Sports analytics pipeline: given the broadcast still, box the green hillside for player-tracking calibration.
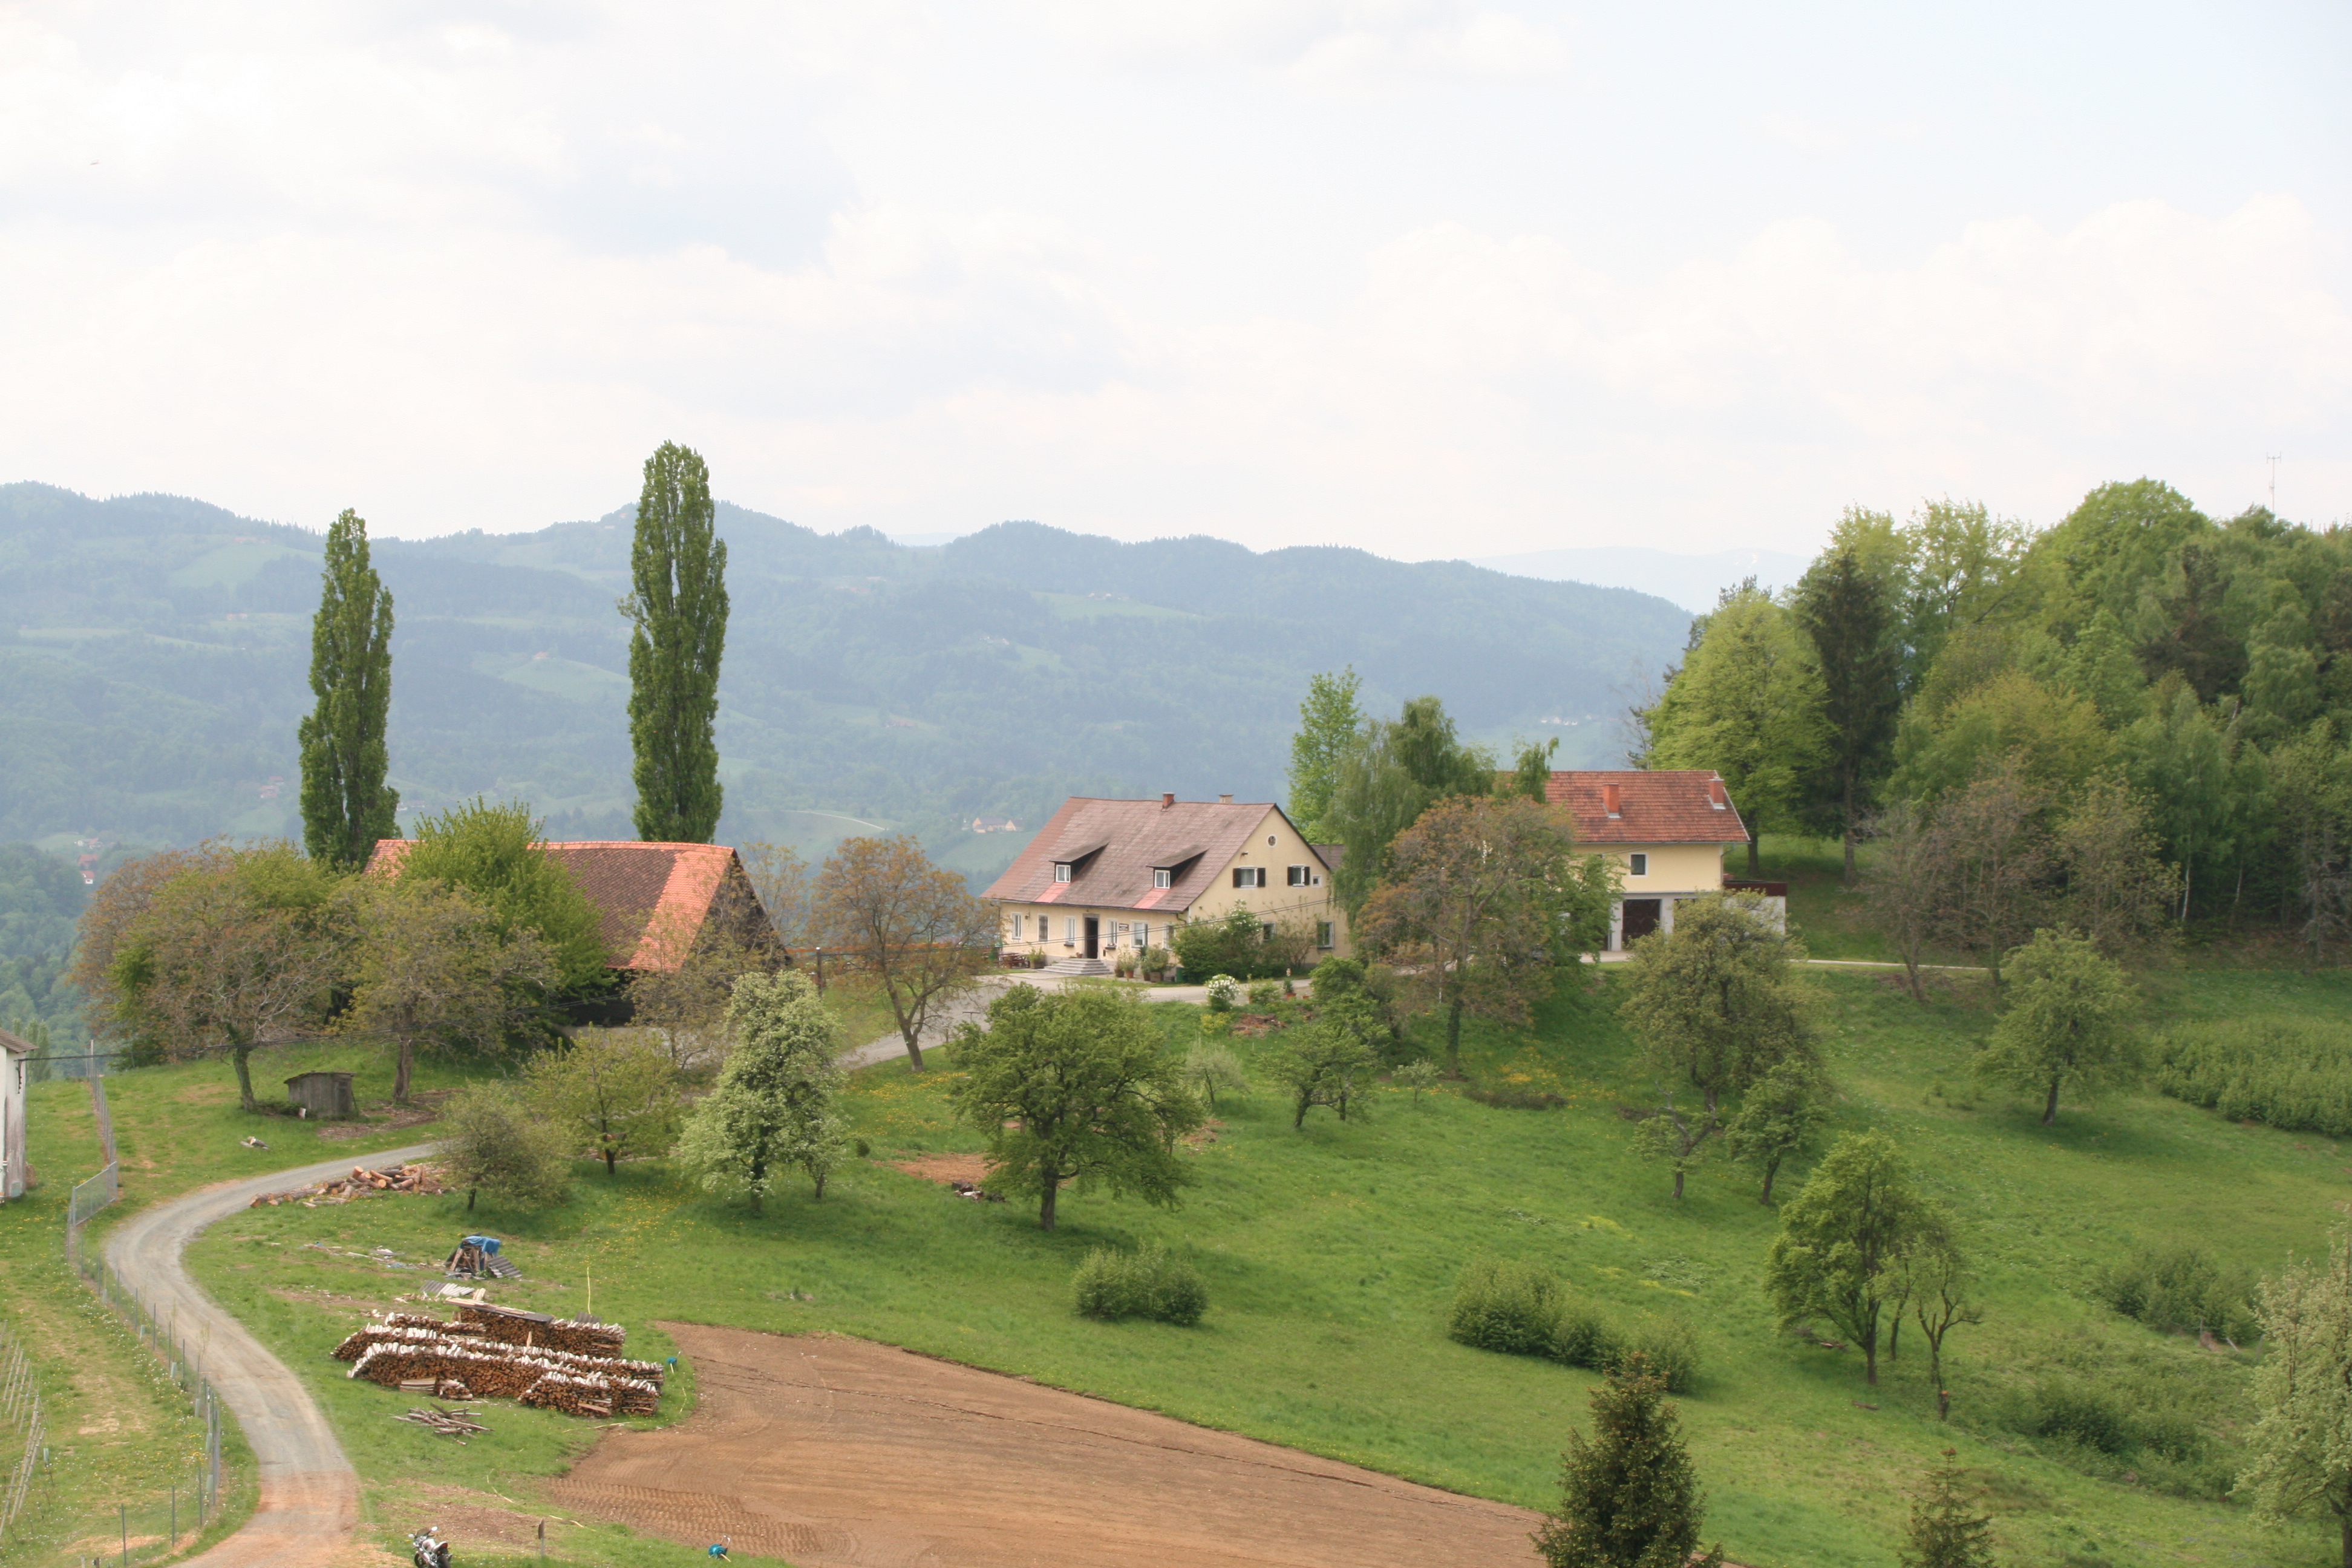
[0,483,1687,880]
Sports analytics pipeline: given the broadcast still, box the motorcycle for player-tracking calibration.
[410,1526,452,1568]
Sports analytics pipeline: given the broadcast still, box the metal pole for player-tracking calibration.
[120,1501,127,1565]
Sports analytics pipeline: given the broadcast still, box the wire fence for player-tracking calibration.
[63,1169,115,1237]
[22,1047,117,1087]
[0,1324,45,1546]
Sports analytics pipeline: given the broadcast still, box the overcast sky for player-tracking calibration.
[4,1,2346,557]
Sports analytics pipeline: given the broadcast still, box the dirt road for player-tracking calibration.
[552,1322,1544,1567]
[103,1142,437,1568]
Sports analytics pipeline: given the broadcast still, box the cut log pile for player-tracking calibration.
[395,1406,489,1437]
[453,1302,626,1357]
[249,1163,448,1207]
[335,1310,662,1420]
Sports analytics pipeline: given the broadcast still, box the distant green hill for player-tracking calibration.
[0,482,1690,882]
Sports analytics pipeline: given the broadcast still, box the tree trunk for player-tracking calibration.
[1293,1096,1309,1130]
[1927,1341,1947,1420]
[466,1188,477,1212]
[1671,1166,1685,1200]
[1039,1172,1060,1231]
[602,1145,617,1176]
[1887,1314,1902,1358]
[1747,831,1761,878]
[812,1167,827,1201]
[901,1033,927,1072]
[748,1155,766,1216]
[394,1037,413,1103]
[1444,997,1464,1077]
[232,1045,256,1112]
[1759,1156,1780,1205]
[1861,1330,1878,1386]
[1841,774,1858,886]
[2043,1077,2060,1125]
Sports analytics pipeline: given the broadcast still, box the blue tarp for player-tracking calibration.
[462,1235,501,1254]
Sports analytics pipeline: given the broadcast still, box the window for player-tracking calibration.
[1316,921,1334,949]
[1134,923,1149,949]
[1053,863,1072,883]
[1152,867,1171,889]
[1261,922,1275,942]
[1232,866,1266,889]
[1629,852,1648,877]
[1063,916,1076,942]
[1010,913,1025,939]
[1287,864,1312,886]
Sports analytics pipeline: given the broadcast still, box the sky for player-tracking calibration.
[2,1,2347,558]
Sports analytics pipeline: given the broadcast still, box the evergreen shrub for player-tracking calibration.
[1071,1243,1209,1326]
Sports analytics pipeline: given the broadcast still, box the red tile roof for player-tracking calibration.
[367,839,757,971]
[1544,770,1748,846]
[982,798,1317,914]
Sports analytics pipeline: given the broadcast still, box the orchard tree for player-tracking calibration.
[440,1084,574,1211]
[296,508,399,870]
[1632,1096,1719,1201]
[1356,794,1610,1075]
[1795,546,1902,883]
[109,844,352,1111]
[398,800,611,993]
[1618,893,1816,1118]
[1860,801,1945,1003]
[676,971,848,1211]
[526,1031,684,1175]
[1532,1355,1726,1568]
[1930,757,2053,985]
[1896,1212,1982,1421]
[1269,1021,1376,1128]
[1641,584,1830,877]
[2241,1217,2352,1568]
[344,875,556,1101]
[1722,1056,1832,1204]
[1763,1131,1925,1385]
[1974,929,2138,1125]
[72,843,235,1056]
[814,834,995,1070]
[626,440,729,844]
[2056,776,2183,963]
[949,984,1200,1231]
[1286,666,1365,842]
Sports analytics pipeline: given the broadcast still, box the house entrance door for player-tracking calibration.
[1083,916,1099,959]
[1620,899,1662,945]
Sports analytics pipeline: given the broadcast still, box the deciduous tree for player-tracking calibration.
[1763,1131,1925,1385]
[526,1030,684,1175]
[297,508,399,871]
[948,984,1200,1230]
[1327,695,1493,911]
[1286,667,1364,842]
[1930,756,2051,985]
[2055,776,2182,963]
[397,800,610,994]
[1618,893,1815,1118]
[1268,1021,1376,1128]
[1975,928,2138,1125]
[1722,1056,1831,1204]
[109,844,352,1110]
[2241,1216,2352,1568]
[440,1084,573,1211]
[1861,802,1947,1004]
[814,834,994,1071]
[72,842,234,1057]
[1632,1096,1719,1201]
[626,441,728,844]
[344,876,555,1101]
[1532,1355,1726,1568]
[1896,1213,1982,1422]
[1356,794,1608,1076]
[675,971,847,1212]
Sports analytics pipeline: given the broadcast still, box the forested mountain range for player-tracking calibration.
[0,482,1690,888]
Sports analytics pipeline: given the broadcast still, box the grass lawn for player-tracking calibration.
[90,962,2342,1568]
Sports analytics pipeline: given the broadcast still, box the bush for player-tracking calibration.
[2092,1245,2258,1342]
[2155,1016,2352,1136]
[1071,1243,1209,1326]
[1204,974,1240,1011]
[1465,1085,1566,1109]
[1449,1258,1698,1392]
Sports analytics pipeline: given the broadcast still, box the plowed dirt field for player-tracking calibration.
[549,1322,1544,1567]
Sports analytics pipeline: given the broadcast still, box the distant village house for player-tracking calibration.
[1543,769,1781,948]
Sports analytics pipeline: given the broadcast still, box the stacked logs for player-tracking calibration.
[452,1303,626,1357]
[249,1163,447,1207]
[334,1312,662,1420]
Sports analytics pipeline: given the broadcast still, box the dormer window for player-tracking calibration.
[1153,868,1171,889]
[1053,863,1073,883]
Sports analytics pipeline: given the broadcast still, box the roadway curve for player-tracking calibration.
[103,1142,436,1568]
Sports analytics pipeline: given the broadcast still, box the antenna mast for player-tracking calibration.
[2268,453,2283,515]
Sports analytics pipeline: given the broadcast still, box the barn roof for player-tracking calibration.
[367,839,754,971]
[1543,770,1749,846]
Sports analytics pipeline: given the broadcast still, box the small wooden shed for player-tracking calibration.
[284,1071,356,1120]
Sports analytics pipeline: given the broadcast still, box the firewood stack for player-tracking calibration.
[249,1163,449,1207]
[335,1310,664,1420]
[454,1302,626,1357]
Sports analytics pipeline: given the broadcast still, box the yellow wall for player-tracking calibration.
[1607,842,1730,893]
[993,807,1350,964]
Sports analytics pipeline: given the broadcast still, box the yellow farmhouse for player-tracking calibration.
[985,793,1348,975]
[1543,769,1771,949]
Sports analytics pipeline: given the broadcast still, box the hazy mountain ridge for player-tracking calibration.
[0,483,1692,881]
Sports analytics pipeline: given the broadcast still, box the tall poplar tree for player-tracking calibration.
[298,508,399,869]
[626,442,730,843]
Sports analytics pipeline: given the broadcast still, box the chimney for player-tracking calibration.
[1161,791,1175,809]
[1218,793,1233,805]
[1708,779,1728,809]
[1602,783,1621,818]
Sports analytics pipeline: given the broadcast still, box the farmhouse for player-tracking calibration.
[365,840,775,973]
[987,794,1348,973]
[0,1027,30,1202]
[1544,769,1777,949]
